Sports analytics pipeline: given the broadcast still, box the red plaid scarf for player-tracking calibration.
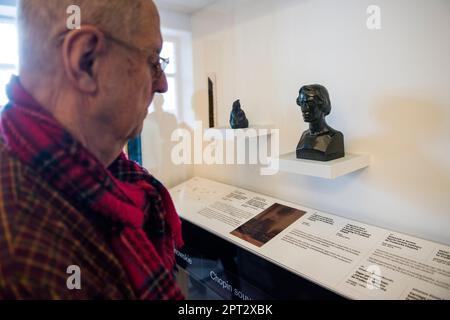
[0,76,184,300]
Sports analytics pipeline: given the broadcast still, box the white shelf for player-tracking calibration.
[271,152,370,179]
[204,125,275,140]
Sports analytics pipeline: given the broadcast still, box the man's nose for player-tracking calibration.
[153,72,168,94]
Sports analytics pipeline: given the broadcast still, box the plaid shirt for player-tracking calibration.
[0,138,138,299]
[0,76,183,300]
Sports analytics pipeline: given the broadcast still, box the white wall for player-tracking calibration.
[159,8,192,32]
[191,0,450,245]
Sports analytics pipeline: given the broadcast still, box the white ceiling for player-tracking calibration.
[154,0,217,14]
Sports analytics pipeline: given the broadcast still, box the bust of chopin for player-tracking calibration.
[296,85,345,161]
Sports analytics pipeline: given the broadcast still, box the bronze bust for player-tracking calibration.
[296,85,345,161]
[230,99,249,129]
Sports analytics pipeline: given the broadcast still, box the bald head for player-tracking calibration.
[14,0,167,166]
[17,0,159,74]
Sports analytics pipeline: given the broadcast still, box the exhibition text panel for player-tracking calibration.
[170,178,450,300]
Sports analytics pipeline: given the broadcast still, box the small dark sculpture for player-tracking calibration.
[230,100,249,129]
[296,85,345,161]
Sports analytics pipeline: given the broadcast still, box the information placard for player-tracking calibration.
[170,177,450,300]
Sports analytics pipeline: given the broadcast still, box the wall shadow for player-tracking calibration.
[143,94,194,188]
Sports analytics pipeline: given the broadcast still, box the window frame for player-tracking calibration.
[0,4,16,19]
[153,35,183,118]
[0,14,17,68]
[0,8,18,106]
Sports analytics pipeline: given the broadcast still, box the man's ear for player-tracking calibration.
[61,26,105,94]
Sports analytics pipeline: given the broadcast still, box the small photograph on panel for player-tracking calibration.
[231,203,306,247]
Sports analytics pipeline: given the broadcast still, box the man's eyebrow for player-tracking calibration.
[143,47,160,59]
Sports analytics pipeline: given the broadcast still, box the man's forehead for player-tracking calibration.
[142,29,163,53]
[137,1,162,51]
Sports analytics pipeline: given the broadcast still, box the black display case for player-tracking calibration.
[175,219,344,300]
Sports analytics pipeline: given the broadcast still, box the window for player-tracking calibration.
[152,39,179,116]
[0,17,18,106]
[0,9,182,116]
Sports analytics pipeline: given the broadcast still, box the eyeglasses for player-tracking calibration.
[159,56,170,73]
[103,32,170,80]
[55,29,170,80]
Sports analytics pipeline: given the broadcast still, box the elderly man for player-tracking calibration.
[0,0,184,300]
